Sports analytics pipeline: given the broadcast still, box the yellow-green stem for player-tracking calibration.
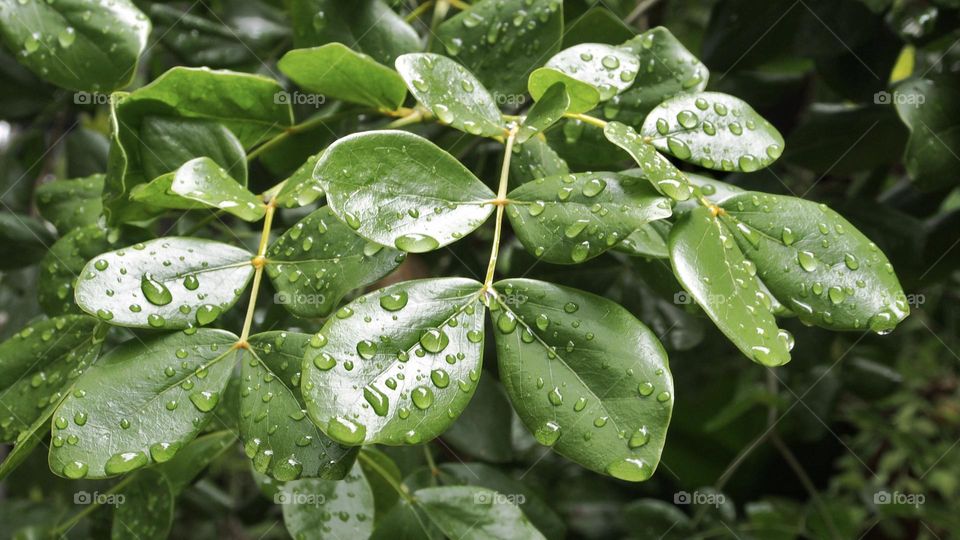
[240,204,276,342]
[483,126,518,287]
[563,112,608,129]
[405,0,435,22]
[359,451,416,504]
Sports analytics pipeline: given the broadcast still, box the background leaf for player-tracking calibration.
[35,175,104,232]
[281,462,375,539]
[111,469,174,540]
[415,485,547,539]
[517,84,570,144]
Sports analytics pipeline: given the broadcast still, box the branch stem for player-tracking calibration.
[483,126,518,287]
[239,203,276,343]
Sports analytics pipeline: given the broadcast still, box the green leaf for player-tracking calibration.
[720,192,909,333]
[491,278,673,481]
[528,68,601,115]
[274,154,325,209]
[613,222,670,259]
[48,329,241,479]
[242,332,358,481]
[0,213,55,270]
[281,462,374,538]
[668,207,791,366]
[641,92,784,172]
[415,485,547,539]
[563,6,635,47]
[510,137,570,187]
[112,469,174,540]
[440,376,514,463]
[544,43,640,100]
[505,171,672,264]
[38,226,125,316]
[372,500,443,540]
[138,116,249,185]
[894,76,960,189]
[517,84,570,144]
[288,0,420,65]
[154,430,236,493]
[433,0,564,96]
[0,315,102,441]
[0,396,63,481]
[357,448,402,524]
[278,43,408,110]
[0,0,150,91]
[316,130,496,252]
[301,278,485,445]
[265,206,403,318]
[395,53,505,138]
[170,158,264,221]
[75,237,254,329]
[602,121,692,201]
[35,174,104,231]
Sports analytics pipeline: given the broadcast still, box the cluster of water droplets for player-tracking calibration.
[604,121,692,201]
[546,43,640,101]
[441,0,561,68]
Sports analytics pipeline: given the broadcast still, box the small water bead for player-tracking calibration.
[571,241,590,263]
[535,421,562,446]
[363,385,389,417]
[844,253,860,270]
[606,458,653,482]
[497,311,518,334]
[656,391,671,403]
[411,386,434,409]
[196,304,221,326]
[628,426,650,448]
[638,382,654,396]
[379,291,408,311]
[356,340,377,359]
[62,460,89,479]
[104,451,148,475]
[419,328,449,353]
[94,259,109,271]
[564,220,589,239]
[676,110,698,129]
[548,387,563,406]
[189,390,219,412]
[563,302,579,313]
[394,233,439,253]
[149,442,181,463]
[431,369,450,388]
[327,416,365,444]
[797,251,818,272]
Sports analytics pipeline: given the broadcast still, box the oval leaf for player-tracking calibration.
[75,237,254,329]
[416,485,547,540]
[669,207,792,366]
[517,83,570,144]
[301,278,485,446]
[603,121,692,201]
[395,53,504,137]
[278,43,408,110]
[48,329,241,479]
[492,278,673,482]
[281,463,374,539]
[505,171,672,264]
[641,92,784,172]
[544,43,640,100]
[266,206,403,318]
[170,157,265,221]
[720,192,909,333]
[0,0,150,91]
[315,130,496,252]
[242,332,358,481]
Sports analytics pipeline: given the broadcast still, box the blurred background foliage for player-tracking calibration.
[1,0,959,538]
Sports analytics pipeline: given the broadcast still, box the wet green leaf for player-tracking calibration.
[509,137,570,187]
[35,175,104,232]
[38,226,124,316]
[528,67,601,115]
[544,43,640,101]
[416,485,547,539]
[517,84,570,144]
[433,0,564,96]
[274,154,324,208]
[668,207,791,366]
[603,121,692,201]
[48,329,241,479]
[301,278,485,445]
[265,206,403,318]
[0,0,150,91]
[112,469,174,540]
[505,171,672,264]
[281,462,374,538]
[492,279,673,482]
[613,221,670,259]
[173,158,264,220]
[641,92,784,172]
[396,53,505,137]
[74,237,254,329]
[894,75,960,189]
[278,43,408,110]
[720,192,909,333]
[242,332,358,481]
[315,130,496,252]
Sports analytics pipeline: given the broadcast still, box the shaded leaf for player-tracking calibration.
[38,225,124,316]
[0,213,55,270]
[301,278,485,445]
[35,174,104,231]
[281,462,374,539]
[894,76,960,189]
[75,237,254,329]
[492,279,673,481]
[315,130,496,252]
[441,375,514,463]
[154,430,236,493]
[509,137,569,187]
[416,485,547,539]
[265,206,403,318]
[111,469,174,540]
[274,154,324,208]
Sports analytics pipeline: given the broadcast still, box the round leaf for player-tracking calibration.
[603,121,692,201]
[75,237,254,329]
[720,192,909,333]
[505,171,672,264]
[669,207,792,366]
[301,278,485,446]
[641,92,785,172]
[48,329,241,479]
[395,53,504,137]
[315,130,496,252]
[544,43,640,100]
[492,279,674,482]
[242,332,358,481]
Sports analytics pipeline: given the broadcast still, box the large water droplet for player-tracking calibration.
[140,273,172,306]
